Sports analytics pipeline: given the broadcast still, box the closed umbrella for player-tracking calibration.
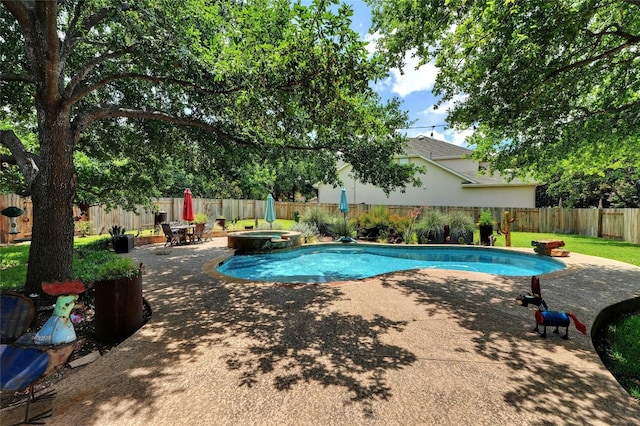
[338,188,354,243]
[339,187,349,217]
[182,188,194,223]
[265,194,276,229]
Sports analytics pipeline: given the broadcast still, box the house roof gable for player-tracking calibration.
[405,135,473,160]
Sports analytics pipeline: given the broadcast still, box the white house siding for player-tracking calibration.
[317,156,537,208]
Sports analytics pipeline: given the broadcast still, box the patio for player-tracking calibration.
[5,238,639,425]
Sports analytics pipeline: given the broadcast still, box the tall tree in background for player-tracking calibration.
[1,0,420,296]
[368,0,640,203]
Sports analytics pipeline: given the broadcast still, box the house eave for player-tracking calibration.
[461,183,538,188]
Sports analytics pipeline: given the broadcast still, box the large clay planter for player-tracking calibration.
[94,273,143,344]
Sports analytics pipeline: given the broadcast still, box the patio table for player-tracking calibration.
[171,224,196,244]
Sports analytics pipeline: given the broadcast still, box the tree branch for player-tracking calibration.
[0,73,35,83]
[64,46,139,100]
[587,23,638,42]
[543,38,640,84]
[0,129,41,189]
[67,72,244,107]
[72,105,257,147]
[61,1,125,64]
[1,0,32,29]
[71,106,331,152]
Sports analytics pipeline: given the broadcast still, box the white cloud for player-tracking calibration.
[420,94,468,116]
[389,52,438,97]
[448,128,474,147]
[363,31,380,57]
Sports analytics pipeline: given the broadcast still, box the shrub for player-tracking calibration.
[330,217,356,239]
[387,214,410,243]
[257,220,284,230]
[354,205,390,241]
[194,213,208,224]
[445,210,475,244]
[300,206,333,236]
[74,250,140,285]
[289,221,319,243]
[478,209,494,226]
[75,220,95,237]
[415,209,446,243]
[74,237,111,258]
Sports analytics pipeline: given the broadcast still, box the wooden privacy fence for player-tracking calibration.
[1,194,638,244]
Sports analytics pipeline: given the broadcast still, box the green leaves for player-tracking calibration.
[369,0,640,194]
[2,0,418,205]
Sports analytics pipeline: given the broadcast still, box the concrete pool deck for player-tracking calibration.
[7,238,640,425]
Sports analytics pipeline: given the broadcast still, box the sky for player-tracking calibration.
[317,0,473,147]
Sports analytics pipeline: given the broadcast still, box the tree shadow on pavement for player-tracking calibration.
[202,281,417,416]
[377,267,640,424]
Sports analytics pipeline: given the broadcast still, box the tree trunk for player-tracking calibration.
[24,111,76,297]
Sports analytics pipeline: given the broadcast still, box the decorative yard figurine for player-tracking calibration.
[533,309,587,339]
[33,280,86,345]
[516,276,548,310]
[497,210,516,247]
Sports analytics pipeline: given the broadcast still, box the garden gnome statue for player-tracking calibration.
[33,280,86,345]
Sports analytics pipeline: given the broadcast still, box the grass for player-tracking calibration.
[478,231,640,267]
[604,313,640,399]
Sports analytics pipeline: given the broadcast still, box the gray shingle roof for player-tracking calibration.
[404,136,473,159]
[403,136,535,186]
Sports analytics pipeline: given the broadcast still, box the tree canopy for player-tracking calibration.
[368,0,640,205]
[0,0,421,295]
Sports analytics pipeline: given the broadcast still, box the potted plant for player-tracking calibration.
[153,205,167,228]
[194,213,208,224]
[215,215,226,229]
[77,251,144,344]
[415,209,446,243]
[445,211,475,244]
[109,225,135,253]
[477,209,495,245]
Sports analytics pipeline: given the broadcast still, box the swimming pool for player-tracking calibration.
[216,244,566,283]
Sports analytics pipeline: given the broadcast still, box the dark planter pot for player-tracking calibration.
[94,273,144,344]
[154,211,167,225]
[113,234,135,253]
[449,229,474,244]
[479,224,494,245]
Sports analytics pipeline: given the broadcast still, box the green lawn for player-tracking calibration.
[485,231,640,267]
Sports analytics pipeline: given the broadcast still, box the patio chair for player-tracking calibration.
[1,292,35,343]
[161,223,181,246]
[1,293,55,423]
[192,223,206,243]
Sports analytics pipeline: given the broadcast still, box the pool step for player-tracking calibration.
[271,238,290,249]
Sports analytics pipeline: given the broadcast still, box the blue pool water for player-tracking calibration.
[216,244,566,283]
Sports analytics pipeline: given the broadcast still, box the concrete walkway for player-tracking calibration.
[6,238,640,425]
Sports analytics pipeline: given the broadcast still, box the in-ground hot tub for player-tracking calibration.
[227,230,302,253]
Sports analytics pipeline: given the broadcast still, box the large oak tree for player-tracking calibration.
[368,0,640,202]
[1,0,420,296]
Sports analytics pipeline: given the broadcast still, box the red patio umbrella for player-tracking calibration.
[182,188,194,223]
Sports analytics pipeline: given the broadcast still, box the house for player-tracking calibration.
[316,135,537,207]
